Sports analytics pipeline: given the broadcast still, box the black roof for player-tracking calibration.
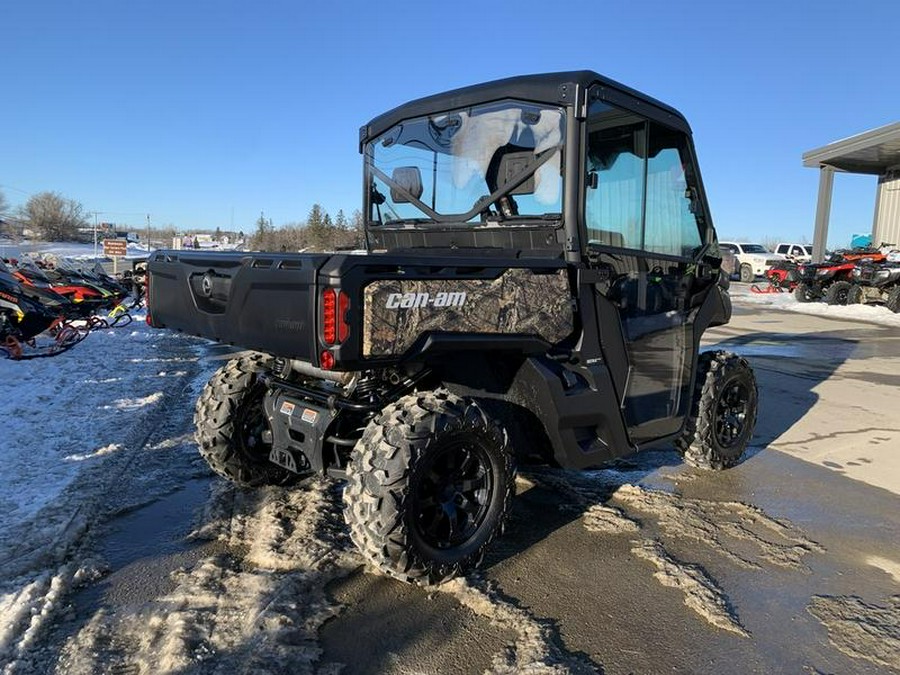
[360,70,691,149]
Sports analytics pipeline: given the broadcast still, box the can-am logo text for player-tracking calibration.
[385,291,467,309]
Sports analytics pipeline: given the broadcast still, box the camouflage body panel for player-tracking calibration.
[362,268,573,357]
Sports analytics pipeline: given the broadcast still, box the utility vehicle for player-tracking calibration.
[147,71,758,585]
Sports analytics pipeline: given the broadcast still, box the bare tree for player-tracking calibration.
[22,191,88,241]
[0,189,12,239]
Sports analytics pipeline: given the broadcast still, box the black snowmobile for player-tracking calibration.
[0,259,90,359]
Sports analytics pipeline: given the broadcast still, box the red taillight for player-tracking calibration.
[322,288,337,344]
[338,291,350,343]
[322,288,350,345]
[320,349,335,370]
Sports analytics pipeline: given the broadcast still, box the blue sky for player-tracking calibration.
[2,0,898,247]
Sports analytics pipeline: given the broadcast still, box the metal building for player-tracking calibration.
[803,122,900,260]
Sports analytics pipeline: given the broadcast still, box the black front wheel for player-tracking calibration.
[344,390,515,585]
[824,280,852,306]
[677,351,758,470]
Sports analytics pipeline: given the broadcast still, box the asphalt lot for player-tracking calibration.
[318,301,900,674]
[27,298,900,674]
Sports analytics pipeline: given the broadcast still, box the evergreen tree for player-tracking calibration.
[306,203,328,250]
[335,209,347,229]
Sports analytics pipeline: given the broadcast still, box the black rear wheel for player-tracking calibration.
[793,282,815,303]
[194,353,293,487]
[344,390,515,585]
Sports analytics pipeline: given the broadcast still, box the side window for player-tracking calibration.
[792,246,803,257]
[585,114,645,249]
[777,244,788,255]
[584,100,704,258]
[644,122,704,258]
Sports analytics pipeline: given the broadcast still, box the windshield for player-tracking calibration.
[741,244,769,254]
[366,100,565,226]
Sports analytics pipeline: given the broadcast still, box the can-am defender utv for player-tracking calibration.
[147,71,757,585]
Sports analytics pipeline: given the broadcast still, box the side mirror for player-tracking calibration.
[587,171,599,189]
[390,167,424,203]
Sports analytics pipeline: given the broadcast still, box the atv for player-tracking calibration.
[849,258,900,312]
[793,247,887,304]
[147,71,758,585]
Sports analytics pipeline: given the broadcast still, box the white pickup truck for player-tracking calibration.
[774,243,814,262]
[719,242,784,282]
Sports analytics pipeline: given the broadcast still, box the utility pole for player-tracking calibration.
[146,213,151,253]
[92,212,99,260]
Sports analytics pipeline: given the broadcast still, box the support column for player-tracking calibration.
[812,166,834,262]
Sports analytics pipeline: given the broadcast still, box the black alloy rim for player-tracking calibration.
[714,379,751,448]
[414,442,493,550]
[236,382,271,462]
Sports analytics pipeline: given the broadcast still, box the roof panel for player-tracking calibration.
[803,122,900,174]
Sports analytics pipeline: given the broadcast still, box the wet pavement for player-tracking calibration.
[318,304,900,674]
[28,303,900,674]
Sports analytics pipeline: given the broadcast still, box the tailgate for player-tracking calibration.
[148,250,330,360]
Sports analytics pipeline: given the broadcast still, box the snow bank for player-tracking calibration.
[0,318,191,526]
[733,290,900,328]
[0,314,207,673]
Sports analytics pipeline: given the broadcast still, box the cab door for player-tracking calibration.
[583,98,712,443]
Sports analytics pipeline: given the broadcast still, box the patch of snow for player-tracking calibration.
[64,443,122,462]
[104,392,164,411]
[733,291,900,328]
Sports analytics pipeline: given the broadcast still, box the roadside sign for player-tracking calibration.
[103,239,128,257]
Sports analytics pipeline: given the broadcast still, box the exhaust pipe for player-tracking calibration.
[282,358,355,385]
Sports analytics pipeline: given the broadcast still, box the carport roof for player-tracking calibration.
[803,122,900,174]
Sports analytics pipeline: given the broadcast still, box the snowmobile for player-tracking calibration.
[9,257,109,310]
[0,260,87,359]
[750,259,799,294]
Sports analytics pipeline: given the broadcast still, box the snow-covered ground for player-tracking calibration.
[0,313,214,673]
[732,284,900,328]
[0,241,149,261]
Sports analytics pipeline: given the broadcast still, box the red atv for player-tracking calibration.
[793,248,887,304]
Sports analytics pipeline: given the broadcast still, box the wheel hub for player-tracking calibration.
[414,443,493,550]
[715,380,750,448]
